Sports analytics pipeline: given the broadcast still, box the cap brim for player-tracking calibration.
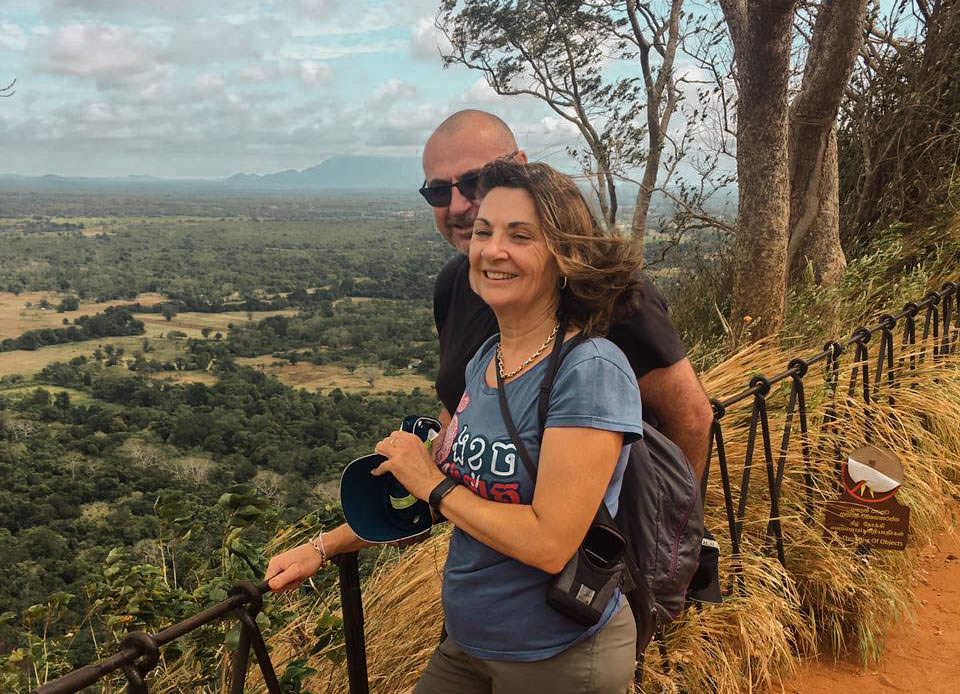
[340,453,432,544]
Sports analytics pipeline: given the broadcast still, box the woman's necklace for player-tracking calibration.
[496,321,560,380]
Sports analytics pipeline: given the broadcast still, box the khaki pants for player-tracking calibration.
[414,602,637,694]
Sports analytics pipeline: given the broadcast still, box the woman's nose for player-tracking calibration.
[482,232,508,258]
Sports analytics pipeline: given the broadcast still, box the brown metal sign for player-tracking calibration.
[824,445,910,550]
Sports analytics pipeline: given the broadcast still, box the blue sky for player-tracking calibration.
[0,0,581,177]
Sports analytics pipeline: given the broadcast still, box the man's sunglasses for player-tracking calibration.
[418,172,481,208]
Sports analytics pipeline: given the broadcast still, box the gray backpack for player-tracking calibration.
[536,334,705,651]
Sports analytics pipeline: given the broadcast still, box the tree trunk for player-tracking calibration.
[787,126,847,285]
[787,0,866,287]
[631,179,651,266]
[627,0,684,269]
[724,0,797,340]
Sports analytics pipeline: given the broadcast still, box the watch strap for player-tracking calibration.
[429,477,458,515]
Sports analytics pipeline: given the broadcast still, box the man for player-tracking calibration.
[421,109,714,479]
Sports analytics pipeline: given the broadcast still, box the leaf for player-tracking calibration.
[224,625,241,651]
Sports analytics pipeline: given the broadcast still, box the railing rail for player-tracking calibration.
[31,279,960,693]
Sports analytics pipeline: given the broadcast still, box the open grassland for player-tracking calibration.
[0,301,297,379]
[148,371,219,386]
[137,309,298,339]
[0,335,173,377]
[0,291,165,339]
[236,356,433,394]
[0,384,95,406]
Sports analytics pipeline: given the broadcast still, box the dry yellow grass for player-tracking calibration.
[0,335,167,377]
[0,302,297,378]
[236,358,433,394]
[139,310,298,339]
[0,291,165,339]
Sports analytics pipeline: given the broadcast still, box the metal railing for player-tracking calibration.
[708,280,959,594]
[32,554,371,694]
[31,280,959,694]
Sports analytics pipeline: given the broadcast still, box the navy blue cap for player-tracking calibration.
[339,415,441,544]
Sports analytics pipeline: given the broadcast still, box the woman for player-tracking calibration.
[266,161,646,693]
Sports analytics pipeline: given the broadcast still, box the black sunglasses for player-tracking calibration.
[418,171,482,208]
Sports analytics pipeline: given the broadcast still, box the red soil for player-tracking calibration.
[770,513,960,694]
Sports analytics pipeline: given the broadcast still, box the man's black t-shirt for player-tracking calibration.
[433,254,687,417]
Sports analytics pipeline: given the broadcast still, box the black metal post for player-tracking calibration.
[335,552,370,694]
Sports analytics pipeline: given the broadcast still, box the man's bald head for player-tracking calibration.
[427,109,519,153]
[422,110,527,253]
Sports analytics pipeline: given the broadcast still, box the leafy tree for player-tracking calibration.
[439,0,686,239]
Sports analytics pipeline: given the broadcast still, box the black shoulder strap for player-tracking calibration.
[537,332,588,430]
[495,324,587,482]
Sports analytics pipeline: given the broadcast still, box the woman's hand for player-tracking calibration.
[265,543,325,592]
[372,430,446,500]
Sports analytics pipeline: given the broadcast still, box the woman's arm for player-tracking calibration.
[373,425,623,575]
[265,410,454,592]
[265,522,372,592]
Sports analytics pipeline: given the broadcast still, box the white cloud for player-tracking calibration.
[299,60,331,86]
[162,18,282,65]
[458,78,505,105]
[0,23,27,51]
[47,0,226,21]
[410,17,449,61]
[300,0,340,16]
[236,64,278,83]
[38,22,162,86]
[370,79,417,106]
[279,40,405,62]
[365,102,447,147]
[195,72,226,90]
[32,25,51,36]
[540,116,579,136]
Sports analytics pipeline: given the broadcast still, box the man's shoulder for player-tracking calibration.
[606,272,687,375]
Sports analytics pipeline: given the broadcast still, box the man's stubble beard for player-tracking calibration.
[445,209,475,253]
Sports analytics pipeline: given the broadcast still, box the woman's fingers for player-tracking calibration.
[265,545,323,591]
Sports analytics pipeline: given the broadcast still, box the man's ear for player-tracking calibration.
[515,150,529,164]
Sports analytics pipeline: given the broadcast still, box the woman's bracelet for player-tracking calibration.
[308,534,327,567]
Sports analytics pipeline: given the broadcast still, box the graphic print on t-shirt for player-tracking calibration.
[434,391,469,464]
[435,391,521,504]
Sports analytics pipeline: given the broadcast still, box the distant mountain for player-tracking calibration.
[0,156,425,193]
[225,156,424,190]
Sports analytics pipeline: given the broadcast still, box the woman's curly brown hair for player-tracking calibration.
[477,160,644,336]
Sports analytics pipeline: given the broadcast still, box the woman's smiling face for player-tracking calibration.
[468,186,560,317]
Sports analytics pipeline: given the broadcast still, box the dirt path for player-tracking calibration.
[772,515,960,694]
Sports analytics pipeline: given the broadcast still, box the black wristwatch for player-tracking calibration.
[429,477,458,516]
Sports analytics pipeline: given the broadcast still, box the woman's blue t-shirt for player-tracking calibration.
[434,334,644,662]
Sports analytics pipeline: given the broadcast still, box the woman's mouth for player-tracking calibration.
[483,271,516,280]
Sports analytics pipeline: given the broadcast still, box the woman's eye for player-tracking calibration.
[473,227,491,236]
